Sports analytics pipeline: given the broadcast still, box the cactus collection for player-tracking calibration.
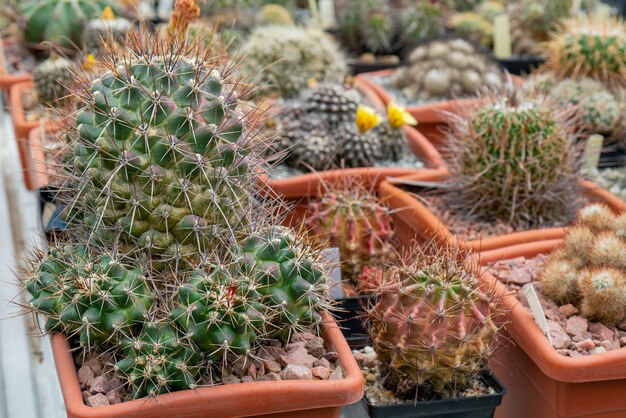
[541,204,626,325]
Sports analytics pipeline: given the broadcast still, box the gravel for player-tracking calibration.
[585,167,626,202]
[364,74,464,107]
[492,255,626,357]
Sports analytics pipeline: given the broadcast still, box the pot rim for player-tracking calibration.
[0,37,34,90]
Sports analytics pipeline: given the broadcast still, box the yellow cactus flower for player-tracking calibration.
[387,102,417,129]
[101,6,115,20]
[82,54,96,71]
[356,105,383,133]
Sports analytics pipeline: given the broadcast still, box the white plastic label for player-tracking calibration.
[583,134,604,171]
[493,14,512,59]
[321,247,343,299]
[523,284,553,345]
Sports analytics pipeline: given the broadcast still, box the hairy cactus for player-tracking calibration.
[33,57,76,104]
[448,12,493,47]
[443,86,583,229]
[19,0,123,49]
[257,4,294,26]
[114,322,203,398]
[391,38,504,102]
[541,204,626,325]
[241,25,347,98]
[305,187,395,284]
[84,6,133,50]
[25,245,154,347]
[544,14,626,86]
[367,246,499,395]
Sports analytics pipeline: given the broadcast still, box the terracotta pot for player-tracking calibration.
[51,312,363,418]
[0,38,33,93]
[262,78,445,199]
[25,125,60,190]
[9,80,55,139]
[377,170,626,253]
[476,240,626,418]
[356,70,525,151]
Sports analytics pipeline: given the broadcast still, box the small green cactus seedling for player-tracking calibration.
[444,86,583,229]
[544,14,626,86]
[540,204,626,326]
[367,245,500,396]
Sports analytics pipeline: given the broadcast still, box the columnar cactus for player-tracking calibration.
[444,86,583,228]
[33,57,76,104]
[305,187,395,283]
[19,0,123,49]
[367,246,499,395]
[541,204,626,325]
[544,14,626,86]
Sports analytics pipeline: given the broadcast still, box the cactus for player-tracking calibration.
[391,38,504,102]
[241,25,347,98]
[367,245,499,395]
[443,85,583,229]
[25,245,155,348]
[257,4,294,26]
[397,2,443,47]
[544,14,626,86]
[19,0,123,49]
[305,188,395,284]
[540,204,626,325]
[520,0,572,38]
[372,102,417,161]
[448,12,494,47]
[33,57,76,104]
[84,6,133,50]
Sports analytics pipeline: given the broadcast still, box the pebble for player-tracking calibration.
[306,337,325,358]
[77,366,95,388]
[89,376,111,394]
[575,339,595,351]
[565,316,588,339]
[548,322,572,349]
[589,323,615,342]
[279,347,317,369]
[559,304,579,317]
[280,365,313,380]
[262,359,282,374]
[86,393,110,407]
[311,366,331,380]
[257,372,282,381]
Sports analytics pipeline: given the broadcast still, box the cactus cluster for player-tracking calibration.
[272,84,416,171]
[19,0,123,49]
[305,187,396,289]
[33,56,77,104]
[443,85,583,229]
[22,23,332,400]
[241,25,347,98]
[336,0,442,55]
[544,14,626,86]
[367,245,500,396]
[541,204,626,325]
[390,38,504,102]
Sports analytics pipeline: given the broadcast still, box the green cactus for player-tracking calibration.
[367,246,499,395]
[448,12,494,47]
[33,56,76,104]
[520,0,572,37]
[114,322,203,398]
[84,6,133,51]
[444,86,583,228]
[241,25,347,98]
[257,4,294,26]
[19,0,123,49]
[541,204,626,326]
[25,245,155,348]
[544,14,626,86]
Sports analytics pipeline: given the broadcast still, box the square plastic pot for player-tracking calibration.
[477,240,626,418]
[377,169,626,253]
[50,312,364,418]
[360,372,505,418]
[260,78,445,199]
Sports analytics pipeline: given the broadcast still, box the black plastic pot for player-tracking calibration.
[360,372,505,418]
[497,56,544,75]
[600,144,626,168]
[348,61,402,76]
[335,296,372,347]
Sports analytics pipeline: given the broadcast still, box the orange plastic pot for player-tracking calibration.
[51,312,363,418]
[262,78,445,199]
[0,38,33,93]
[476,240,626,418]
[377,170,626,253]
[9,80,55,139]
[356,70,525,150]
[25,125,60,190]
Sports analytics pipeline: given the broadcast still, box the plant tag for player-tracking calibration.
[493,14,512,59]
[308,0,321,27]
[319,0,336,29]
[583,134,604,170]
[523,284,553,346]
[321,247,344,299]
[571,0,582,14]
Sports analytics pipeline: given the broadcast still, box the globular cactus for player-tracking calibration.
[476,1,504,22]
[241,25,347,98]
[257,4,294,26]
[396,2,443,47]
[448,12,493,48]
[367,246,499,395]
[25,245,155,348]
[305,187,395,284]
[372,102,417,161]
[19,0,123,49]
[337,105,383,168]
[391,38,504,102]
[33,57,76,104]
[444,85,583,229]
[540,204,626,326]
[506,3,543,56]
[520,0,572,38]
[114,322,203,398]
[300,83,360,126]
[84,6,133,50]
[544,14,626,86]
